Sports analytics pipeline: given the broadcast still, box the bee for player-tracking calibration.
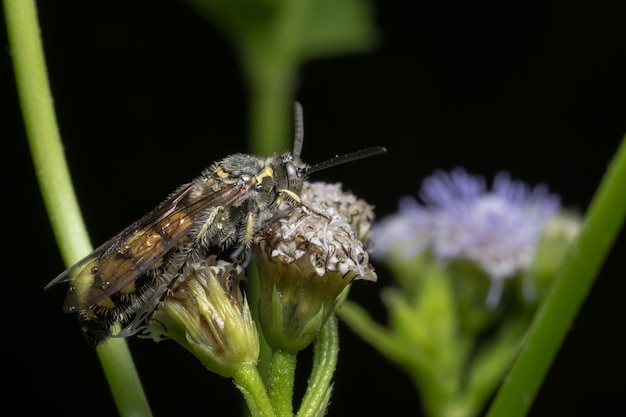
[46,103,386,347]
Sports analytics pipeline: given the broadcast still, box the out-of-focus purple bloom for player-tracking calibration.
[372,195,433,260]
[373,168,560,307]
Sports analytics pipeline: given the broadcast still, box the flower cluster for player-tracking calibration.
[148,180,376,368]
[339,168,581,417]
[254,182,377,351]
[373,168,561,307]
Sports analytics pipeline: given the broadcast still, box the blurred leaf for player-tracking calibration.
[187,0,378,64]
[295,0,378,59]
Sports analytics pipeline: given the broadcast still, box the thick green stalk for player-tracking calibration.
[486,133,626,417]
[249,84,293,156]
[96,339,153,417]
[245,0,313,155]
[297,315,340,417]
[268,348,298,416]
[233,365,277,417]
[3,0,89,263]
[243,0,313,393]
[3,1,152,416]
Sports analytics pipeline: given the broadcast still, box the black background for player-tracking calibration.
[2,1,625,416]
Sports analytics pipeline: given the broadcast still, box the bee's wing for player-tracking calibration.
[46,180,247,312]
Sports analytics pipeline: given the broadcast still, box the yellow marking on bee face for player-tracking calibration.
[255,164,274,184]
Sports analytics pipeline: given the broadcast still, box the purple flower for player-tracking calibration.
[372,195,433,260]
[373,168,560,307]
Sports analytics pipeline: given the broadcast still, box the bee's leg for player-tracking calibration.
[277,188,332,220]
[194,206,223,248]
[275,188,302,206]
[230,210,256,266]
[244,210,256,248]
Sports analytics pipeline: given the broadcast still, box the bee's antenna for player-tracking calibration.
[307,146,387,175]
[292,101,304,159]
[291,102,386,173]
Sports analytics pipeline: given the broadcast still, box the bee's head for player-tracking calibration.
[270,102,385,195]
[284,153,309,194]
[266,152,308,195]
[263,102,308,195]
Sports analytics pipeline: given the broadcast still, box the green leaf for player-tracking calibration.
[487,133,626,417]
[189,0,378,63]
[295,0,378,60]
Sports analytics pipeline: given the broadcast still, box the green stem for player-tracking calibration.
[96,339,153,417]
[243,0,314,390]
[233,365,277,417]
[296,315,339,417]
[3,0,89,263]
[268,348,298,416]
[3,1,152,416]
[244,0,313,155]
[246,263,272,385]
[249,84,293,155]
[486,133,626,417]
[337,300,420,366]
[338,300,448,417]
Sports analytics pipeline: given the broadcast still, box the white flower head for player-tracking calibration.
[253,182,377,351]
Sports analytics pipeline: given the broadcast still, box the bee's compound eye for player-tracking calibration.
[285,161,297,181]
[285,161,304,192]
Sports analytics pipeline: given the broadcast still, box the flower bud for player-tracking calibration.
[148,255,259,377]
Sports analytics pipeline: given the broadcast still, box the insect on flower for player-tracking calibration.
[45,103,386,347]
